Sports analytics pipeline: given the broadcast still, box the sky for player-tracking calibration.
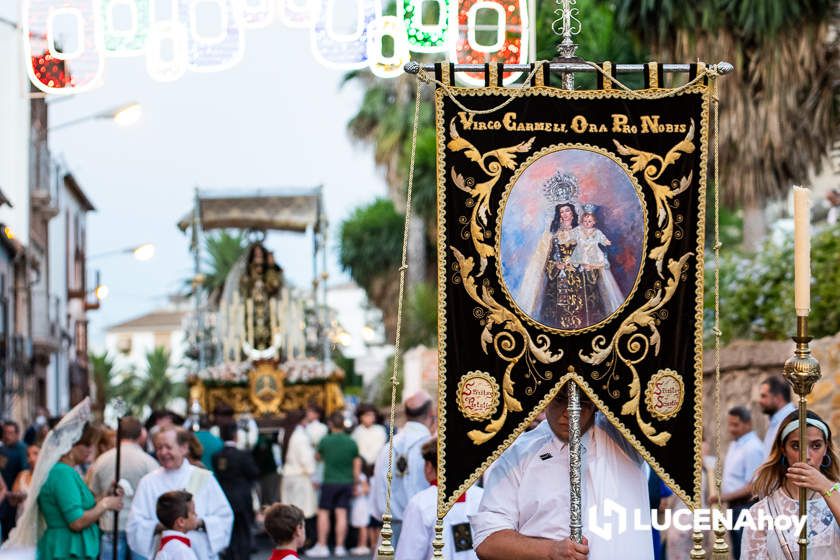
[1,2,391,348]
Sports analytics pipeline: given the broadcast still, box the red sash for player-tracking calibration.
[159,535,191,550]
[268,549,300,560]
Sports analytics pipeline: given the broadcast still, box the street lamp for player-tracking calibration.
[49,102,143,132]
[90,243,156,261]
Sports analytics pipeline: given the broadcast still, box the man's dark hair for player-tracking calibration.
[306,402,324,418]
[327,411,345,430]
[762,376,792,403]
[120,417,142,441]
[3,421,19,433]
[420,438,437,470]
[219,422,238,442]
[728,405,751,423]
[264,503,305,545]
[156,490,193,529]
[404,399,432,420]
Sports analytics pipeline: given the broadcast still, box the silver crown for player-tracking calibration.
[543,172,580,204]
[581,203,597,214]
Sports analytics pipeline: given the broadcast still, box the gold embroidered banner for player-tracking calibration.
[435,67,711,515]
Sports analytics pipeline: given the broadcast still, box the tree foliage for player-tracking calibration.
[708,223,840,344]
[615,0,838,208]
[338,198,405,337]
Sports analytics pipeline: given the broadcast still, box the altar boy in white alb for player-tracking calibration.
[395,438,483,560]
[470,384,653,560]
[128,428,234,560]
[155,490,199,560]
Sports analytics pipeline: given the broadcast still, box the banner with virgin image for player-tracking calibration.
[435,63,712,515]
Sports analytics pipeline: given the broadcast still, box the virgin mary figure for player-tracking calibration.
[517,173,587,330]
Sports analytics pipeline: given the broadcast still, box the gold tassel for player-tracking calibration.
[376,513,395,559]
[710,525,729,560]
[432,518,445,559]
[689,530,706,559]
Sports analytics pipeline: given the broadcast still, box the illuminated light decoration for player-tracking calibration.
[241,0,274,28]
[178,0,246,72]
[366,15,410,78]
[449,0,529,86]
[310,0,380,69]
[277,0,317,28]
[23,0,105,94]
[145,20,189,81]
[398,0,449,53]
[101,0,151,56]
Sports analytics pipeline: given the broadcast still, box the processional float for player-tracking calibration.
[373,2,817,559]
[179,189,345,420]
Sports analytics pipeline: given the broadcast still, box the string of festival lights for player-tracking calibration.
[22,0,530,93]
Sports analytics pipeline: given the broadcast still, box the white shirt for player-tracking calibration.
[305,421,328,447]
[351,424,387,466]
[127,461,234,560]
[763,402,796,456]
[742,487,840,559]
[470,417,653,559]
[155,530,199,560]
[396,485,484,560]
[370,421,432,521]
[722,431,765,495]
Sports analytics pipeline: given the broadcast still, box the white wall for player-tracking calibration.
[0,24,30,244]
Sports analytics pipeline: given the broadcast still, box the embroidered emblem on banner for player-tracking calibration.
[645,369,685,421]
[457,371,500,421]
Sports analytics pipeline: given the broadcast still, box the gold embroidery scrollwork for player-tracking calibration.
[613,119,696,276]
[448,117,534,276]
[579,253,692,446]
[451,247,562,445]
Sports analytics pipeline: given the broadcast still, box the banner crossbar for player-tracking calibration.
[408,61,734,76]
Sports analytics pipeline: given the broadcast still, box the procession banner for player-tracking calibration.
[436,63,711,514]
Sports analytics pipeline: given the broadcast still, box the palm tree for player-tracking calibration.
[89,351,115,418]
[615,0,838,248]
[185,230,248,298]
[128,347,187,411]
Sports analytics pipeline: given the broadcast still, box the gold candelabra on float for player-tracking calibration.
[781,186,821,560]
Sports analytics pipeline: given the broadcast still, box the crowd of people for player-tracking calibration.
[0,375,836,560]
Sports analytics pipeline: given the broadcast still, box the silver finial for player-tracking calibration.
[552,0,581,59]
[112,397,127,418]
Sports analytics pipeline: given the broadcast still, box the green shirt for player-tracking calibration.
[317,432,358,484]
[37,462,100,560]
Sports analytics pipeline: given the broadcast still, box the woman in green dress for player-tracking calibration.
[37,423,123,560]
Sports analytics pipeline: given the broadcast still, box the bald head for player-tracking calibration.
[404,390,434,423]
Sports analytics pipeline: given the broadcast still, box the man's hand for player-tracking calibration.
[549,537,589,560]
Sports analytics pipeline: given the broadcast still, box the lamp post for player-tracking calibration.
[48,102,142,132]
[89,243,156,262]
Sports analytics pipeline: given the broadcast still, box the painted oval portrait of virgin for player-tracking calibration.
[499,147,645,332]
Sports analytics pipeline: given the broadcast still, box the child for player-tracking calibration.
[349,472,371,556]
[155,490,199,560]
[264,503,306,560]
[570,207,612,271]
[570,206,625,319]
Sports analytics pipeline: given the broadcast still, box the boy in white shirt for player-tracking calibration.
[395,439,483,560]
[264,503,306,560]
[155,490,199,560]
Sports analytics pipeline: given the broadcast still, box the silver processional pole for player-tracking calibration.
[553,0,584,544]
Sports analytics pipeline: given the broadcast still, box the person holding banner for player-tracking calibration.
[741,410,840,559]
[470,384,653,560]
